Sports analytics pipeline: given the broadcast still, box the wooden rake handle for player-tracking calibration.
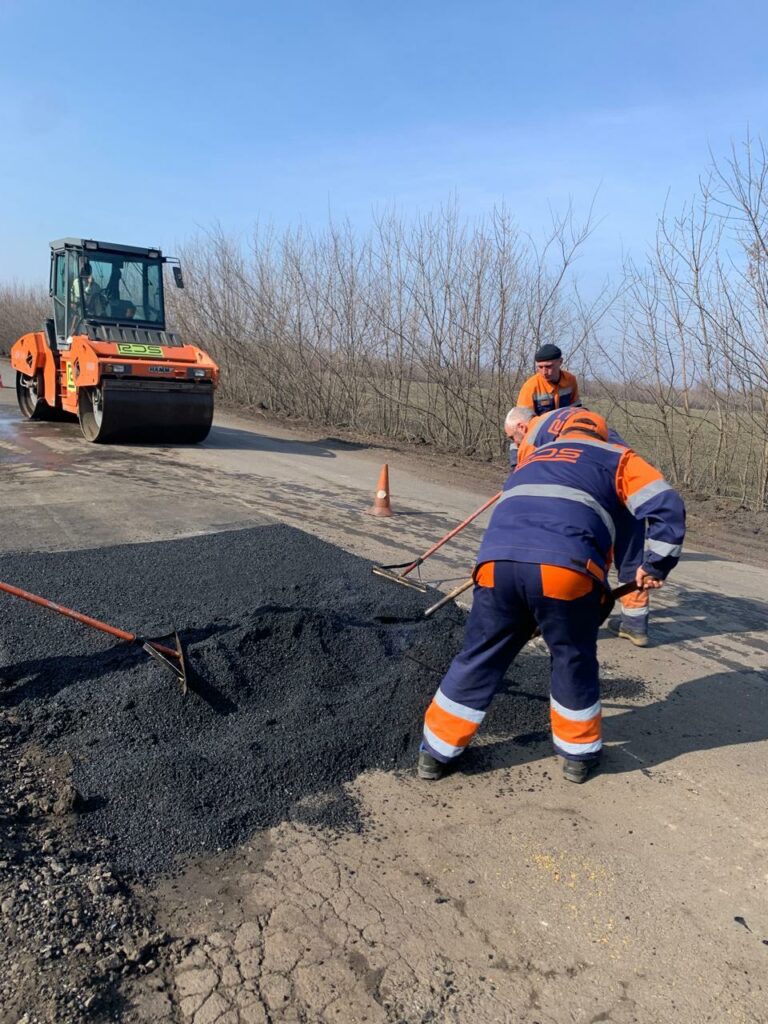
[423,578,474,618]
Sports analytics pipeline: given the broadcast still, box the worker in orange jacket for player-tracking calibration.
[517,344,580,417]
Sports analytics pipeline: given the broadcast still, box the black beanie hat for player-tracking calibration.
[535,343,562,362]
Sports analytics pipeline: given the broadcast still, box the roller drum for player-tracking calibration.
[78,378,214,443]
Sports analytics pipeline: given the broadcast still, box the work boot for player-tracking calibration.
[418,749,445,781]
[607,617,649,647]
[561,755,601,784]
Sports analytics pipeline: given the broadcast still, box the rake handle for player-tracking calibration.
[0,580,179,661]
[423,578,474,617]
[401,491,502,577]
[611,581,640,601]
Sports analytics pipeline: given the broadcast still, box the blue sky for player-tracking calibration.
[1,0,767,289]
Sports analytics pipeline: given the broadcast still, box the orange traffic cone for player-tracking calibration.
[367,463,394,517]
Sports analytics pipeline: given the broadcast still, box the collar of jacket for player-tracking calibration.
[558,428,607,443]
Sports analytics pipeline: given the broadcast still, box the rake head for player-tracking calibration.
[141,631,189,695]
[371,565,428,592]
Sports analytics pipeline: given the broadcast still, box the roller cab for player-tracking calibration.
[10,238,219,443]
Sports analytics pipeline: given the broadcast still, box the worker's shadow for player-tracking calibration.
[597,666,768,774]
[465,657,768,777]
[643,587,768,647]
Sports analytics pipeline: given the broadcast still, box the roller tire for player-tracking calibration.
[16,371,59,421]
[78,386,107,443]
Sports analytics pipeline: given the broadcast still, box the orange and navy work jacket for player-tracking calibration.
[477,431,686,583]
[516,369,580,417]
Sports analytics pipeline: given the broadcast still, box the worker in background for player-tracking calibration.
[517,343,581,417]
[418,409,685,785]
[515,406,652,646]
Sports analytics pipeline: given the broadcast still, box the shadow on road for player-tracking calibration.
[598,666,768,774]
[204,425,336,457]
[648,587,768,647]
[458,657,767,779]
[204,425,376,457]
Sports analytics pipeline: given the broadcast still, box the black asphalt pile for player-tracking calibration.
[0,525,637,878]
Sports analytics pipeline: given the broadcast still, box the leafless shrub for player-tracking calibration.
[585,136,768,510]
[168,203,599,458]
[0,282,48,355]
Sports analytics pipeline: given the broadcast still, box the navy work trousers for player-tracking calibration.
[422,561,604,764]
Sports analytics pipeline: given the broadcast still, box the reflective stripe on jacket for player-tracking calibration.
[477,433,686,581]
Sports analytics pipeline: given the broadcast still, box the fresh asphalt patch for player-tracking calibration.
[0,525,632,878]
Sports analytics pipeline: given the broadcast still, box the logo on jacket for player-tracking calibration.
[527,446,583,465]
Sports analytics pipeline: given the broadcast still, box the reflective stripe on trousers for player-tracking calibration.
[619,588,649,635]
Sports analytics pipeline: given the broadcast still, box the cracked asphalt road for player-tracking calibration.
[2,359,767,1024]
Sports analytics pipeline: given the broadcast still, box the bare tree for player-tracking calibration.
[167,202,600,459]
[588,136,768,509]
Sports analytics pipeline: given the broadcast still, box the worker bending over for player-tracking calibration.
[419,409,685,784]
[516,343,581,417]
[514,406,652,646]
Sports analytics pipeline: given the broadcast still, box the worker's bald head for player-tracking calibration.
[504,406,533,443]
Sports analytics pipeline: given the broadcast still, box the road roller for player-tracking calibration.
[10,238,219,443]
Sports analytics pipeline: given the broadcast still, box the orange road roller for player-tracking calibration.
[10,238,219,443]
